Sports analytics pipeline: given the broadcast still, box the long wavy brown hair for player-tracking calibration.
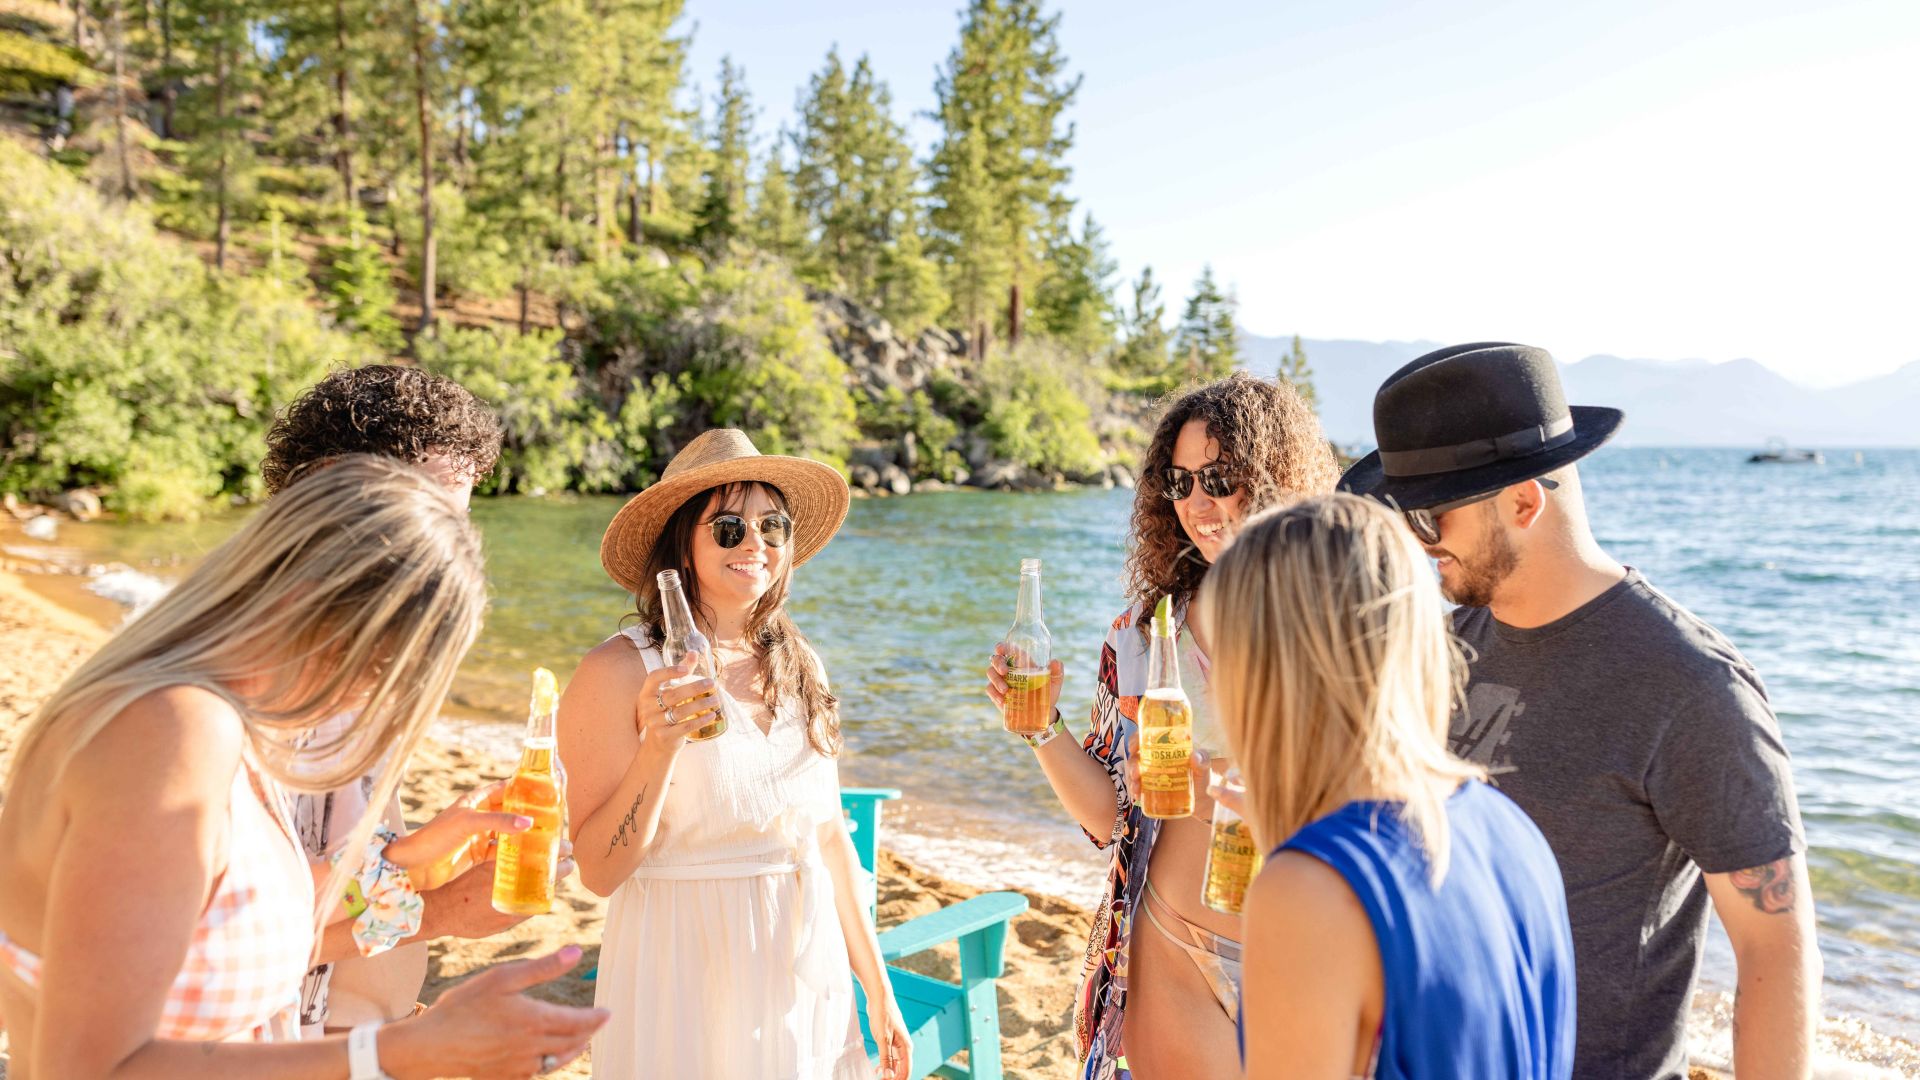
[629,481,841,756]
[1125,373,1340,629]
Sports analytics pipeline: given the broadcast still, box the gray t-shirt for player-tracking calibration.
[1451,569,1804,1080]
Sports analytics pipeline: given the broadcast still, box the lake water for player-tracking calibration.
[18,446,1920,1050]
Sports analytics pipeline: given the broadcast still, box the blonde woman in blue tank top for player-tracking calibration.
[1199,495,1575,1080]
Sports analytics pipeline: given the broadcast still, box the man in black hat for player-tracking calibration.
[1342,343,1820,1079]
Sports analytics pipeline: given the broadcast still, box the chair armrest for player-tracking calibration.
[877,891,1028,980]
[841,787,904,803]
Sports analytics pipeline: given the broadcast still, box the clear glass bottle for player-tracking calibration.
[1202,767,1263,914]
[1138,595,1194,819]
[491,667,566,915]
[658,569,726,742]
[1001,558,1053,736]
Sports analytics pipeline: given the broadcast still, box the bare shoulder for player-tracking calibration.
[65,684,244,806]
[560,636,650,725]
[571,634,649,687]
[1245,850,1374,959]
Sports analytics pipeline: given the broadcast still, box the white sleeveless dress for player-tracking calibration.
[590,627,873,1080]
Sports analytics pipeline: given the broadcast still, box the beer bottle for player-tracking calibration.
[1137,595,1194,819]
[1202,767,1264,914]
[491,667,567,916]
[658,569,727,742]
[1001,558,1054,736]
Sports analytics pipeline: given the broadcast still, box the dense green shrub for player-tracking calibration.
[684,257,857,466]
[415,325,599,495]
[977,341,1104,479]
[317,214,403,352]
[857,386,963,480]
[0,142,377,519]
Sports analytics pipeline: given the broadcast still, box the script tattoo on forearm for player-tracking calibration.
[605,784,650,857]
[1728,858,1796,914]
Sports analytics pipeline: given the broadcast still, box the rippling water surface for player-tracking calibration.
[37,447,1920,1042]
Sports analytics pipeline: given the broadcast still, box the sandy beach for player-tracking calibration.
[0,559,1088,1079]
[1,546,1914,1079]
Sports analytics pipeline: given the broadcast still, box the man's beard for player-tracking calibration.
[1435,526,1519,608]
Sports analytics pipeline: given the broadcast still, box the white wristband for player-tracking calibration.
[348,1022,395,1080]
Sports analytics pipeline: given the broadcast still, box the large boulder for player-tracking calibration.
[848,464,882,493]
[56,489,103,521]
[973,459,1036,491]
[1108,463,1136,490]
[897,432,919,473]
[959,431,994,473]
[879,464,913,497]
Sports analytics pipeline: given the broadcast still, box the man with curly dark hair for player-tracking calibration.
[260,364,535,1039]
[986,372,1337,1080]
[262,363,503,504]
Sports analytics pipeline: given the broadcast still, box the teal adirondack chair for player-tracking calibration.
[841,788,1029,1080]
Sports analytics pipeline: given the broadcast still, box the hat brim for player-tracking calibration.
[1339,405,1624,510]
[600,454,851,595]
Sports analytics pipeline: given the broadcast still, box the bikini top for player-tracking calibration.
[0,755,314,1043]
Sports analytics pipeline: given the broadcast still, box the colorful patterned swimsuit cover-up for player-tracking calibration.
[1073,601,1218,1080]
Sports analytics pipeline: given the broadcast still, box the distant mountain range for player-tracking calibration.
[1238,333,1920,448]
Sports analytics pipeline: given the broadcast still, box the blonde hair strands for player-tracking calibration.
[1198,494,1483,884]
[7,456,488,935]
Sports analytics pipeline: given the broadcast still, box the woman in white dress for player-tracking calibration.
[562,429,911,1080]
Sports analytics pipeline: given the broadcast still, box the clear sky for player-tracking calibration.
[682,0,1920,387]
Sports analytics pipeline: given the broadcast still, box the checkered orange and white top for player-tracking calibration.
[0,755,314,1043]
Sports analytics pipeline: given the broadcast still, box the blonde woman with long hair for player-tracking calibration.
[1199,495,1574,1080]
[0,456,607,1080]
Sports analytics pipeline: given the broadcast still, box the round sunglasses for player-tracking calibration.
[1161,463,1243,501]
[704,512,794,550]
[1397,476,1559,546]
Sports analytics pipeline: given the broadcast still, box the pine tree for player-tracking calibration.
[174,0,254,271]
[1116,265,1170,377]
[1031,212,1117,356]
[790,49,922,306]
[1277,333,1317,411]
[926,0,1080,353]
[871,208,948,336]
[692,55,753,254]
[1174,265,1240,380]
[749,141,806,263]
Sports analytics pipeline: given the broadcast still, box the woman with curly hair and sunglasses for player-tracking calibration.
[986,373,1339,1079]
[561,430,908,1080]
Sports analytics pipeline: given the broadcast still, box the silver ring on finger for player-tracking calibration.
[540,1053,559,1073]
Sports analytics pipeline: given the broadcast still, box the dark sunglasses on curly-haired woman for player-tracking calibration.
[1161,463,1242,501]
[705,512,794,549]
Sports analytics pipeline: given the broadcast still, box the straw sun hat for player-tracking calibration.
[599,428,851,595]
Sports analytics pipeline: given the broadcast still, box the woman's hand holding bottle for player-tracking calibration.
[985,642,1065,721]
[633,653,718,745]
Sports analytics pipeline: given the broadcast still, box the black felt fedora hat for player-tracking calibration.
[1338,342,1624,511]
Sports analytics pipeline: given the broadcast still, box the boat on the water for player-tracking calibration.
[1748,438,1824,464]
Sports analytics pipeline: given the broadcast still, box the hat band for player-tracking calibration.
[1378,414,1576,477]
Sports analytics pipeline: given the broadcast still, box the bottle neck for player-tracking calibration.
[1014,571,1043,624]
[1147,624,1182,692]
[524,703,555,743]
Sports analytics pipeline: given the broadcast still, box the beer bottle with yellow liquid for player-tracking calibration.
[1000,558,1053,736]
[1138,595,1194,819]
[492,667,567,916]
[1202,767,1264,914]
[658,569,727,741]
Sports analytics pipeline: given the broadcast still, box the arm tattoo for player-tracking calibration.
[1728,858,1796,914]
[604,784,650,858]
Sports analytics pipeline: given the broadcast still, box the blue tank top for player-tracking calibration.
[1246,780,1575,1079]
